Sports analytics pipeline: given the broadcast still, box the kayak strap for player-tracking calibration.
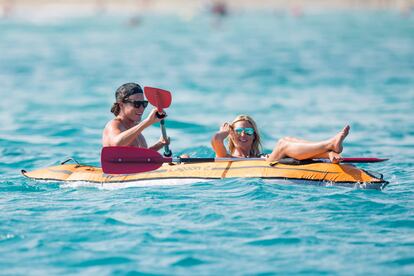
[60,158,80,165]
[270,158,322,166]
[364,169,384,180]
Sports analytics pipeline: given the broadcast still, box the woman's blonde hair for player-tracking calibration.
[228,115,262,157]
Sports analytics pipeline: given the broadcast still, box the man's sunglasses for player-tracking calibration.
[124,100,148,108]
[234,127,255,136]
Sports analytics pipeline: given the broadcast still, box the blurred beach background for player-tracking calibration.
[1,0,414,275]
[1,0,414,19]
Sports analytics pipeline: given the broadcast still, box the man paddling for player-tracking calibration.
[102,83,169,151]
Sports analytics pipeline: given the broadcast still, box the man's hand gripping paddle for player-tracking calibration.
[144,87,172,157]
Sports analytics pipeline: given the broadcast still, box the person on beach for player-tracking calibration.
[102,82,169,150]
[211,115,350,163]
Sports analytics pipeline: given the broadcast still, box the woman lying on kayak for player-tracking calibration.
[211,115,350,163]
[102,83,169,150]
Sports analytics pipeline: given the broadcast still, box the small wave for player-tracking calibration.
[0,180,47,192]
[246,237,301,246]
[73,256,133,267]
[0,233,16,242]
[373,219,414,229]
[172,256,206,267]
[137,207,169,217]
[382,257,414,266]
[164,119,212,133]
[104,217,132,226]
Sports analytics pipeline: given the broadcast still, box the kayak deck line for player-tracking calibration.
[21,159,388,190]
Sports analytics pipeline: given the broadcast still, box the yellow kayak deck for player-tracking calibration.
[22,160,388,190]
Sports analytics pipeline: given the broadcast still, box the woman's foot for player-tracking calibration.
[330,125,350,153]
[328,151,343,164]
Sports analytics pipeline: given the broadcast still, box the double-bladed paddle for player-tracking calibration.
[101,146,263,174]
[144,86,172,157]
[101,146,388,174]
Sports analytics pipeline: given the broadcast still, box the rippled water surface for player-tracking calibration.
[1,11,414,274]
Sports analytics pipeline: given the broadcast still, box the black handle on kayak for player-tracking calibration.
[160,119,172,157]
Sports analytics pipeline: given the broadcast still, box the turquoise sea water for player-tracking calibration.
[1,11,414,274]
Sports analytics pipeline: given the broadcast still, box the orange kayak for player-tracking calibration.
[22,159,388,190]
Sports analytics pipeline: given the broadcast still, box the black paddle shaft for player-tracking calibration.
[160,119,172,157]
[178,158,215,163]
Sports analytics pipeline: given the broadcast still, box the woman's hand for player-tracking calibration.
[211,122,232,158]
[220,122,231,134]
[220,122,238,142]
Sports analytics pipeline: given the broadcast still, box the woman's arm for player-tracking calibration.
[211,122,232,157]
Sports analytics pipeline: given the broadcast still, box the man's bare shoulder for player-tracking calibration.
[104,119,122,133]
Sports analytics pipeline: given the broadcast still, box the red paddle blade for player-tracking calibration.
[144,87,172,113]
[101,146,166,174]
[341,157,388,163]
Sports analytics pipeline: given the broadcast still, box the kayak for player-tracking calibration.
[22,159,388,190]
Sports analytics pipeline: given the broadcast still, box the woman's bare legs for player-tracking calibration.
[267,139,332,161]
[283,137,343,162]
[283,137,312,143]
[266,125,350,163]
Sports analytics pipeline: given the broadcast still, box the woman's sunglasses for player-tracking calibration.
[124,100,148,108]
[234,127,255,136]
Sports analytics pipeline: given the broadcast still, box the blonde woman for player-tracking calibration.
[211,115,350,163]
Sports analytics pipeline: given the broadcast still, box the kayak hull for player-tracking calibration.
[21,160,388,190]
